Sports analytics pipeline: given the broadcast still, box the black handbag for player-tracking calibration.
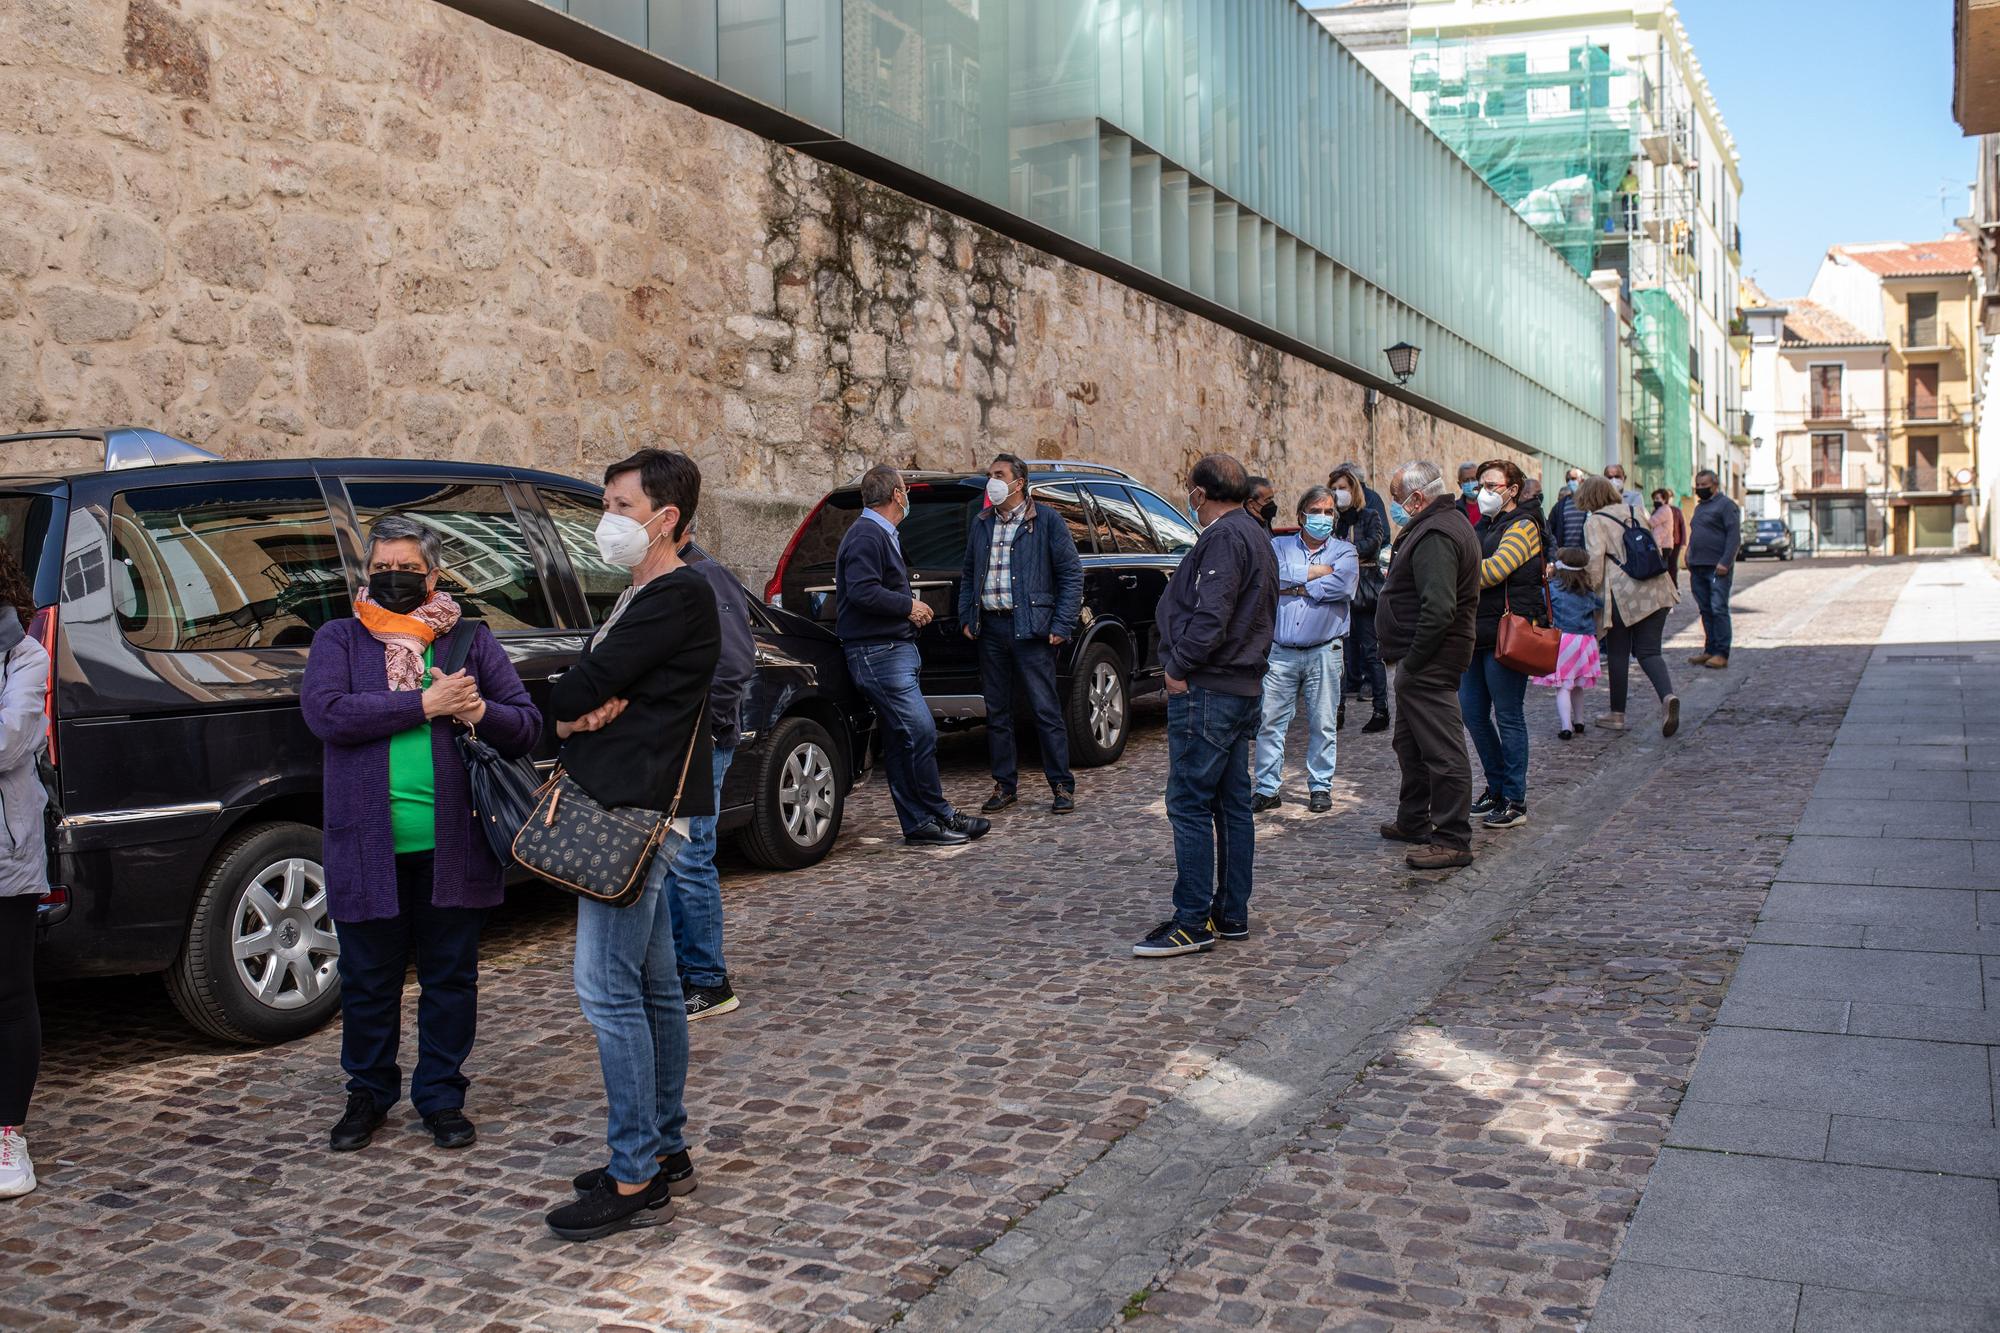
[436,628,543,863]
[510,702,705,908]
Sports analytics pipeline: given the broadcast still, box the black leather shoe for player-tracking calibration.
[1337,702,1347,730]
[422,1108,476,1150]
[981,784,1017,814]
[1252,792,1282,812]
[1362,708,1390,733]
[945,811,991,840]
[904,821,970,846]
[329,1092,386,1153]
[1050,787,1076,815]
[1308,790,1332,813]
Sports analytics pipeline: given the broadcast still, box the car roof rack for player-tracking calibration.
[1024,460,1136,481]
[0,426,221,472]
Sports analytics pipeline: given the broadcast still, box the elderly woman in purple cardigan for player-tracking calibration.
[301,515,539,1156]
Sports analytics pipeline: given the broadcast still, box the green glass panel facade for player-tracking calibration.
[532,0,1606,465]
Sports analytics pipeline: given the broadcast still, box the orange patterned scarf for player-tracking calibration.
[354,590,461,691]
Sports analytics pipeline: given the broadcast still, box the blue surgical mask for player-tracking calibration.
[1461,481,1479,499]
[1301,513,1336,541]
[1389,500,1411,528]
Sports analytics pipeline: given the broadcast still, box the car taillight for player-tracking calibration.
[37,887,66,909]
[764,494,831,607]
[28,604,54,765]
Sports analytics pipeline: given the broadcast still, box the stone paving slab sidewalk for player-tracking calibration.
[0,558,1923,1331]
[1594,559,2000,1333]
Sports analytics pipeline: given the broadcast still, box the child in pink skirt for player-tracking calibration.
[1532,547,1603,740]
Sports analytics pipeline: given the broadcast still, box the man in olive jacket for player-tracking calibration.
[1374,460,1481,869]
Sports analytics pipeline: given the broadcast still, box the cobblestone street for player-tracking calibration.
[0,556,1950,1331]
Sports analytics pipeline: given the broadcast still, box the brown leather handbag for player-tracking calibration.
[1494,583,1561,677]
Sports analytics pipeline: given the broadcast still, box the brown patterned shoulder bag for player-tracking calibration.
[511,703,705,908]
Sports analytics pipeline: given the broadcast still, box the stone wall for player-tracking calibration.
[0,0,1527,585]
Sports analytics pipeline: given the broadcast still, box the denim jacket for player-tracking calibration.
[1548,581,1603,636]
[958,500,1084,641]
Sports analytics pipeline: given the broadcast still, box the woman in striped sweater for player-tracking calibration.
[1459,459,1545,831]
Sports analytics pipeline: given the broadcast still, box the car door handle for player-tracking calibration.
[1118,573,1139,587]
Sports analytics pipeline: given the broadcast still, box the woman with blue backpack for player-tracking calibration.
[1577,476,1681,738]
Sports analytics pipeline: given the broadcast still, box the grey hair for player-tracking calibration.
[365,514,443,571]
[1388,459,1443,503]
[1333,459,1366,484]
[859,463,904,509]
[1295,485,1336,516]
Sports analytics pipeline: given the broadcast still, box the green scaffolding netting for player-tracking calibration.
[1411,34,1637,279]
[1632,287,1692,496]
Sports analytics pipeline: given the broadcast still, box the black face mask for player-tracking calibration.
[1257,501,1277,525]
[1694,486,1715,501]
[368,570,429,615]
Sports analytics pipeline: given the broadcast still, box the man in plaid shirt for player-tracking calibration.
[958,453,1085,816]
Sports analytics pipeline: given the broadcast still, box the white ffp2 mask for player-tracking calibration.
[985,478,1012,507]
[595,510,664,568]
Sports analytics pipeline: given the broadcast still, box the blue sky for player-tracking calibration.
[1675,0,1976,300]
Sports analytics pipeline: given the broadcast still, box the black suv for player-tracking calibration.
[766,462,1197,767]
[13,428,872,1044]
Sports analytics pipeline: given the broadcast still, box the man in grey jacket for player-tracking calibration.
[1133,453,1278,959]
[1685,469,1741,670]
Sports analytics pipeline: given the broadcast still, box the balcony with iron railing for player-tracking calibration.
[1898,396,1965,428]
[1896,323,1963,356]
[1891,459,1975,494]
[1805,396,1859,424]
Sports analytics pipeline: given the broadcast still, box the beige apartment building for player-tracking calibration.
[1746,240,1983,554]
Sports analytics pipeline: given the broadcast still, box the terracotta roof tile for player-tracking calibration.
[1831,237,1978,277]
[1779,299,1881,347]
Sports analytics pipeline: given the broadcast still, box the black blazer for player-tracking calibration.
[550,567,720,815]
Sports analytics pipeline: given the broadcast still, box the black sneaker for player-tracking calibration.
[945,811,991,840]
[1132,919,1215,958]
[904,820,969,846]
[573,1148,697,1198]
[1252,792,1283,812]
[685,983,739,1022]
[1468,790,1502,818]
[1337,702,1347,730]
[1308,790,1332,813]
[422,1108,476,1150]
[1362,709,1390,734]
[980,784,1017,814]
[1483,801,1528,830]
[329,1092,386,1153]
[1212,917,1250,941]
[547,1171,677,1242]
[1050,787,1076,815]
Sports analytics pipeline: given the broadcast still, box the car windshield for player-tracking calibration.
[1755,520,1787,535]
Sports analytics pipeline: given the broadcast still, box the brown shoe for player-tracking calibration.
[1687,653,1713,666]
[1662,695,1681,737]
[1379,820,1431,844]
[1407,844,1474,870]
[1705,655,1728,670]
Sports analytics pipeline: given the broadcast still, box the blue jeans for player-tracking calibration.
[1689,565,1733,657]
[666,746,733,991]
[1458,648,1530,804]
[977,614,1073,793]
[1254,641,1342,795]
[336,851,484,1118]
[845,640,952,835]
[574,831,690,1186]
[1166,686,1261,930]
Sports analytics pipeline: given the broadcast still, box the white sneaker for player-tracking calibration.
[0,1126,36,1198]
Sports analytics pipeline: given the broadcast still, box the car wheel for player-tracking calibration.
[165,821,342,1046]
[737,715,844,870]
[1065,641,1130,768]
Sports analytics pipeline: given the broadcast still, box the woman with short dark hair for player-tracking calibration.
[1461,458,1543,830]
[301,516,540,1157]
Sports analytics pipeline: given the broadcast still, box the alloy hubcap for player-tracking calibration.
[779,741,836,846]
[1089,662,1125,749]
[231,857,338,1011]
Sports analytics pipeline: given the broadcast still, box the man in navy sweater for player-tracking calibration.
[835,464,990,847]
[1685,469,1741,670]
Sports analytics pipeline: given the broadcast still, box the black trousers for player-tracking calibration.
[977,613,1073,792]
[1391,666,1473,851]
[1605,605,1674,713]
[1343,610,1388,708]
[0,895,39,1127]
[334,852,485,1117]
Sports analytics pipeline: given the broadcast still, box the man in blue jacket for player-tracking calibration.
[1133,453,1278,960]
[835,464,990,847]
[1253,486,1359,815]
[1685,468,1741,670]
[959,454,1085,816]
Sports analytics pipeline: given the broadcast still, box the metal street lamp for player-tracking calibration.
[1384,342,1420,385]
